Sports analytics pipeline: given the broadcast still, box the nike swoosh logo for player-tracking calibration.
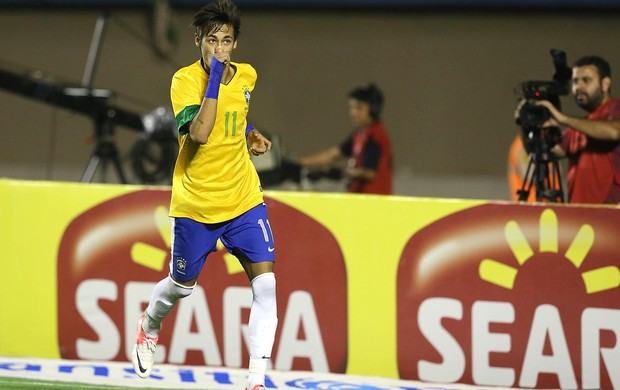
[268,247,275,252]
[136,351,147,373]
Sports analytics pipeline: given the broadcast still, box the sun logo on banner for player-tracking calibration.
[479,208,620,293]
[128,206,243,275]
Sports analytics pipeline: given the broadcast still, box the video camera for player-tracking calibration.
[516,49,572,152]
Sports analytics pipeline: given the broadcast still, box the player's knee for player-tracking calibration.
[168,275,195,299]
[251,272,276,297]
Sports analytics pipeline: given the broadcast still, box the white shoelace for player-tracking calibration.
[141,337,157,353]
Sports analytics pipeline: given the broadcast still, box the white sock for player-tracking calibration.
[247,272,278,388]
[143,275,194,336]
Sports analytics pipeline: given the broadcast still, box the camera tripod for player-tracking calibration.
[81,108,127,184]
[517,141,564,203]
[78,12,128,184]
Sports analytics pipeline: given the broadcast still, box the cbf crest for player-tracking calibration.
[175,256,187,275]
[242,85,251,111]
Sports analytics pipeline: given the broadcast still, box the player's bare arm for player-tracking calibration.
[190,96,218,144]
[190,39,234,144]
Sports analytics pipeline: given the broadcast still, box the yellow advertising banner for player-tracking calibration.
[1,179,619,389]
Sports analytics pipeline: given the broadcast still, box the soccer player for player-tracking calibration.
[131,1,277,389]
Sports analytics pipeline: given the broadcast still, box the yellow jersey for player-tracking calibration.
[169,60,263,223]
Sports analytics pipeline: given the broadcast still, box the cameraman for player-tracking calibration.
[536,55,620,204]
[297,84,393,195]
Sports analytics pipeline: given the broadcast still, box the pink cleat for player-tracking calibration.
[131,315,159,379]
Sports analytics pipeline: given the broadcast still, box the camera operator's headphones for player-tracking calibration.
[368,87,384,121]
[351,84,384,121]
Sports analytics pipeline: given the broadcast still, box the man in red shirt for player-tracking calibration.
[537,55,620,204]
[297,84,393,195]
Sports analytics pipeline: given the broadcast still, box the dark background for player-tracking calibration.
[1,1,619,199]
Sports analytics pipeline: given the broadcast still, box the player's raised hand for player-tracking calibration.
[248,129,272,156]
[212,46,231,67]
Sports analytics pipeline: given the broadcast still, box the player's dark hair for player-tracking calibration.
[349,84,384,121]
[574,55,611,80]
[192,0,241,41]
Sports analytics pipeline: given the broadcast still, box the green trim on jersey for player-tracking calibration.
[176,105,201,135]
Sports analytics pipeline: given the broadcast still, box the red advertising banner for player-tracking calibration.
[1,179,618,389]
[397,204,620,389]
[56,189,348,373]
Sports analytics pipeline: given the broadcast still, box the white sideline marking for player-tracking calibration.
[0,356,519,390]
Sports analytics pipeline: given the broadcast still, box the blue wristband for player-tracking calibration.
[245,123,254,137]
[204,59,225,99]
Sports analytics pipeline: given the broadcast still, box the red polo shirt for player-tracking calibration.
[340,121,393,195]
[561,98,620,204]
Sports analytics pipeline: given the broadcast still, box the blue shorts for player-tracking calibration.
[170,203,275,282]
